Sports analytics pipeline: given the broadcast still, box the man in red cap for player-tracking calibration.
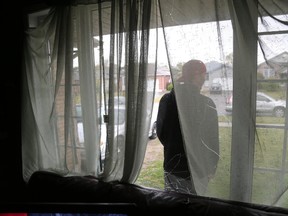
[156,59,219,195]
[178,59,207,89]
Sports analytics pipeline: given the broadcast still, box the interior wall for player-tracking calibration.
[1,0,47,202]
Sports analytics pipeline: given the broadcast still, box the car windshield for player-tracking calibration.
[257,93,276,102]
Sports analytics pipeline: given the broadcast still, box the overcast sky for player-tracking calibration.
[80,15,287,69]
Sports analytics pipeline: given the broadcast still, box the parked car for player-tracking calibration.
[114,95,157,140]
[149,121,157,139]
[225,92,286,117]
[148,102,158,140]
[77,105,126,165]
[76,100,157,144]
[210,82,222,94]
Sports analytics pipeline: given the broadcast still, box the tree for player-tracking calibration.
[225,53,233,66]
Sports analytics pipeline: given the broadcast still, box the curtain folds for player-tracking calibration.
[22,0,288,208]
[22,0,158,183]
[159,0,288,207]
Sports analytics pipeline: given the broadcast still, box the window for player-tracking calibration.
[253,12,288,205]
[23,1,159,182]
[22,0,288,208]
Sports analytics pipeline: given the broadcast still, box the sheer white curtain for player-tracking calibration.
[158,0,288,207]
[22,0,159,183]
[22,0,288,208]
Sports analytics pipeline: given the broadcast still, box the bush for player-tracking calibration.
[257,73,280,92]
[166,82,173,91]
[258,82,280,92]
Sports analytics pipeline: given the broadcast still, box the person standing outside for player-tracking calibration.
[156,59,219,195]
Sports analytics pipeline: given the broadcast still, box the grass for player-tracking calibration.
[136,125,288,208]
[136,160,164,189]
[218,115,285,124]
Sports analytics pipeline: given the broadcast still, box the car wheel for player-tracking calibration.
[273,107,285,118]
[149,121,157,140]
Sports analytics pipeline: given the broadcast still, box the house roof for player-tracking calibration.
[156,65,171,76]
[257,51,288,75]
[205,61,232,73]
[205,61,223,72]
[267,51,288,66]
[258,51,288,67]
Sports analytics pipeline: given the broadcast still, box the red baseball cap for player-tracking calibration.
[182,59,206,80]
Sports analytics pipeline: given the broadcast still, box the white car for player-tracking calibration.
[225,92,286,117]
[76,105,125,161]
[148,102,158,140]
[76,101,158,160]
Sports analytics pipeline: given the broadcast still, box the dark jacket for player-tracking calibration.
[156,87,219,179]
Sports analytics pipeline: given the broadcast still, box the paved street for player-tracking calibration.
[209,93,230,116]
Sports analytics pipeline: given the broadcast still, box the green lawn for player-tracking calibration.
[136,124,288,208]
[136,160,164,189]
[218,115,285,124]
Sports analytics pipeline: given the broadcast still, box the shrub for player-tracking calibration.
[259,82,280,92]
[166,82,173,91]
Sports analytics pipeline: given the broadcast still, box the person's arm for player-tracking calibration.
[206,98,220,176]
[156,93,170,145]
